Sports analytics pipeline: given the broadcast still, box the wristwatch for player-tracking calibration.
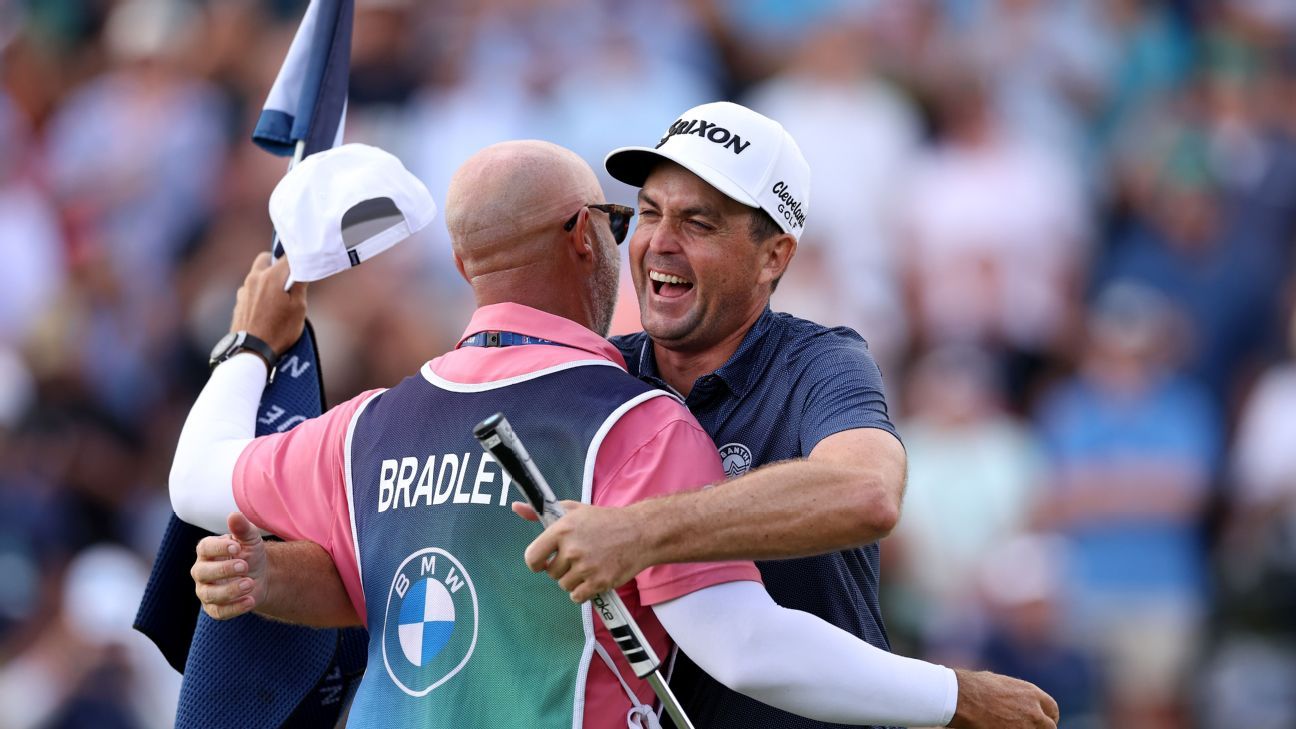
[210,330,279,383]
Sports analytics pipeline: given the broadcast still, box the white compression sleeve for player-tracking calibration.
[653,580,959,727]
[169,352,267,533]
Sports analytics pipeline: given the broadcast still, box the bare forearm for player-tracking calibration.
[258,540,360,628]
[521,428,906,602]
[635,458,901,564]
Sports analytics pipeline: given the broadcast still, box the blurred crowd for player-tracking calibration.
[2,0,1295,727]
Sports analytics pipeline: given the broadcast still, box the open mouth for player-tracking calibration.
[649,269,694,299]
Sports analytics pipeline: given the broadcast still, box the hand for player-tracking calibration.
[191,512,268,620]
[948,669,1059,729]
[515,501,651,603]
[230,252,307,355]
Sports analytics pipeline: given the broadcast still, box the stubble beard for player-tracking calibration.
[591,241,620,338]
[640,290,706,352]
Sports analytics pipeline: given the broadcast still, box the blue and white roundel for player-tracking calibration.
[397,577,456,666]
[382,547,478,697]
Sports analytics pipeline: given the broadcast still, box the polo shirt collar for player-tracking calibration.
[637,307,776,399]
[458,302,627,368]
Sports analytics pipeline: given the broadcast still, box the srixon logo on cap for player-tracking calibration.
[772,180,806,230]
[657,118,752,154]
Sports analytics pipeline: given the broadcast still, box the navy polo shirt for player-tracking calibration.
[611,307,901,729]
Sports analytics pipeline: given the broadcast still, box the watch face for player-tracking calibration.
[210,331,239,362]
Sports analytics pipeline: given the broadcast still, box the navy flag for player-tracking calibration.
[135,2,367,728]
[252,0,353,158]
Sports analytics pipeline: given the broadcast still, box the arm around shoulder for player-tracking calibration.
[522,420,908,600]
[192,516,361,628]
[629,334,907,562]
[628,426,906,565]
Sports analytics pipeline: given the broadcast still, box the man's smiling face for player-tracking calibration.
[629,162,781,354]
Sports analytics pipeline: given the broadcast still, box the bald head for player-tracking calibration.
[443,140,622,336]
[446,140,602,278]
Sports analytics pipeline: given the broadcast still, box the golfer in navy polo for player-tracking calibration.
[525,101,1059,729]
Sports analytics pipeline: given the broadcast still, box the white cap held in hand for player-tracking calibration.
[269,143,437,288]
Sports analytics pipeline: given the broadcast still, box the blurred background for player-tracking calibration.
[1,0,1295,727]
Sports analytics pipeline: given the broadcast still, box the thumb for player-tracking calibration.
[227,512,263,545]
[267,255,295,289]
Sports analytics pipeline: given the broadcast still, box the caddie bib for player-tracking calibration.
[345,360,666,728]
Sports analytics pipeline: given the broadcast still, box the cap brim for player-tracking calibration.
[604,146,761,209]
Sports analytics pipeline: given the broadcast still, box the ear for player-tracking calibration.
[756,233,796,288]
[452,252,469,282]
[566,209,596,266]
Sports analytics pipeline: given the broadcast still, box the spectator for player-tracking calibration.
[1090,0,1196,151]
[891,344,1043,632]
[0,545,180,729]
[1096,119,1282,402]
[40,0,229,420]
[898,70,1087,396]
[974,536,1104,729]
[0,91,64,348]
[958,0,1113,167]
[748,17,920,369]
[1036,282,1218,729]
[1198,298,1296,728]
[1230,301,1296,571]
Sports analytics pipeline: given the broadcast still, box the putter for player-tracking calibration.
[473,412,696,729]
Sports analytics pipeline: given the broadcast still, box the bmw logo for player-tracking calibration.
[381,547,479,697]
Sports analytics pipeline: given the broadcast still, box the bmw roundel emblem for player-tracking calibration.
[381,547,479,697]
[718,442,753,479]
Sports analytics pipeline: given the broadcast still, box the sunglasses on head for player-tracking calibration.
[564,203,635,244]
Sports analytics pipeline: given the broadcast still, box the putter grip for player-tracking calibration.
[473,413,561,522]
[473,412,662,678]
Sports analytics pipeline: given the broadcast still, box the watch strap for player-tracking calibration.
[212,331,280,382]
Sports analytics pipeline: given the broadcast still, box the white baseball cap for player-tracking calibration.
[269,143,437,288]
[604,101,811,240]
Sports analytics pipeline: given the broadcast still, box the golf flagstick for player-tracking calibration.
[473,413,697,729]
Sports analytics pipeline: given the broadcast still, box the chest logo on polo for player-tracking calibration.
[718,442,753,479]
[381,547,479,697]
